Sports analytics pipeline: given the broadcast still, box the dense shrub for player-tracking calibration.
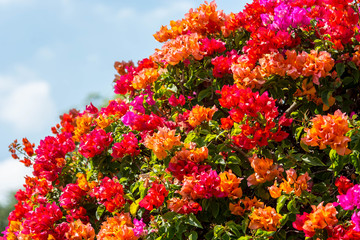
[3,0,360,239]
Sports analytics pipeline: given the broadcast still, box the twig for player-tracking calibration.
[285,101,301,118]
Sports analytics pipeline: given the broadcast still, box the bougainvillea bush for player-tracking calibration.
[3,0,360,239]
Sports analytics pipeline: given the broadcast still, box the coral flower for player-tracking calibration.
[302,110,351,156]
[188,105,217,127]
[97,213,138,240]
[144,127,181,160]
[65,220,95,240]
[248,206,282,231]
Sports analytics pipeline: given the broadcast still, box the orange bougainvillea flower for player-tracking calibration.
[97,213,138,240]
[144,127,181,160]
[171,143,208,163]
[268,169,311,198]
[247,154,283,186]
[152,33,204,66]
[153,1,226,42]
[76,172,97,192]
[66,219,95,240]
[302,50,335,85]
[73,114,93,142]
[248,206,282,231]
[229,196,264,216]
[132,68,160,90]
[294,202,338,237]
[188,105,217,127]
[302,109,351,156]
[219,170,243,199]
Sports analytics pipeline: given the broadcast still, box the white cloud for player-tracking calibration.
[0,67,56,132]
[0,158,32,204]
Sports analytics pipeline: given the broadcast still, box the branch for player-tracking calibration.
[285,101,301,118]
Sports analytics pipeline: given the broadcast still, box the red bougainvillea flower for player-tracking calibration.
[59,183,87,210]
[111,132,140,160]
[78,129,113,158]
[139,182,169,211]
[335,176,354,195]
[92,177,125,213]
[167,197,202,214]
[302,110,351,156]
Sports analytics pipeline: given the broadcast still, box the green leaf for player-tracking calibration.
[96,204,106,220]
[186,213,203,229]
[185,131,197,144]
[205,134,217,143]
[336,63,345,77]
[229,164,242,177]
[226,221,241,237]
[300,141,310,152]
[287,198,299,214]
[276,195,288,213]
[188,231,198,240]
[301,155,326,166]
[163,211,177,221]
[198,88,212,102]
[321,90,332,107]
[212,201,220,218]
[350,151,360,174]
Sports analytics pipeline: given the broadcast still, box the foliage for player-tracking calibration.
[3,0,360,239]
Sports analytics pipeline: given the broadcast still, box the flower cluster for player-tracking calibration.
[139,182,168,211]
[268,169,311,198]
[302,110,351,155]
[79,129,113,158]
[219,86,292,150]
[92,177,125,213]
[293,202,338,237]
[111,132,140,160]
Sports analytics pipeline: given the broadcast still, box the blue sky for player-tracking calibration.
[0,0,247,203]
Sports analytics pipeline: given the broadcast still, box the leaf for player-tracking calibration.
[185,131,197,144]
[212,201,220,218]
[226,221,241,237]
[287,198,299,214]
[130,201,139,216]
[188,231,198,240]
[301,155,326,166]
[229,164,242,177]
[186,213,203,229]
[336,63,345,77]
[163,211,177,221]
[321,90,332,107]
[350,151,360,174]
[205,134,217,143]
[96,205,106,220]
[198,88,212,102]
[276,195,288,213]
[300,141,310,152]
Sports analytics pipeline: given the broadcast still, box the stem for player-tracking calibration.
[229,144,249,160]
[285,101,301,118]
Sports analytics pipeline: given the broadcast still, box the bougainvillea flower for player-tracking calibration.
[302,110,351,155]
[248,206,282,231]
[335,176,354,195]
[144,127,181,160]
[139,182,168,211]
